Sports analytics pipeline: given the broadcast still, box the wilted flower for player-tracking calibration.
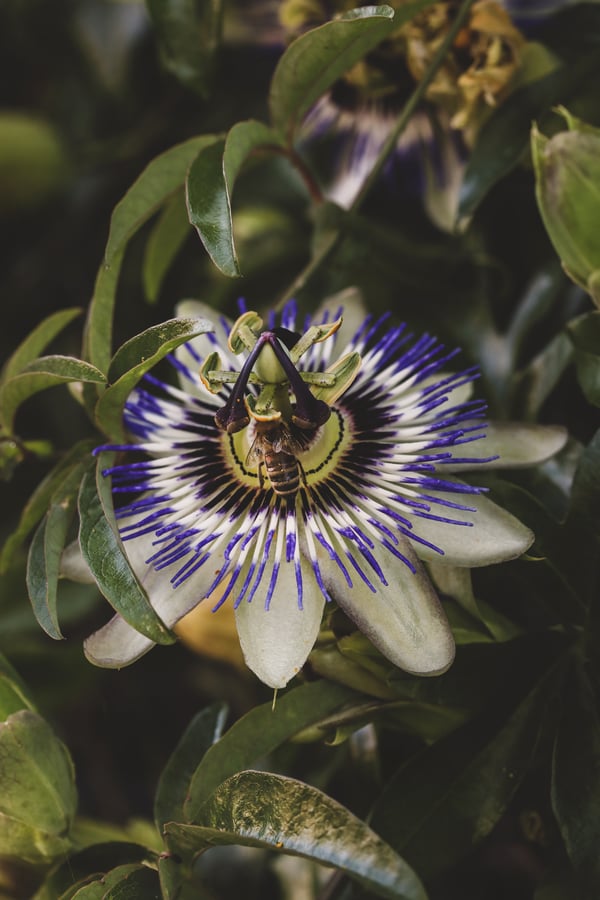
[83,298,565,688]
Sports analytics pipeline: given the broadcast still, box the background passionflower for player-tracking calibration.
[81,298,566,689]
[280,0,556,230]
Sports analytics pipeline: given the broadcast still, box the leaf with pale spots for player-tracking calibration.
[168,771,427,900]
[184,681,357,822]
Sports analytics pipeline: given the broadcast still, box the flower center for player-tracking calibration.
[205,310,361,496]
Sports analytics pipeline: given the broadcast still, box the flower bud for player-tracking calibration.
[531,109,600,307]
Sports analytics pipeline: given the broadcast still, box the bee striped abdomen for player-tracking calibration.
[264,448,301,496]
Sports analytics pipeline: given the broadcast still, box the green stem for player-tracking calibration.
[278,0,478,305]
[351,0,478,213]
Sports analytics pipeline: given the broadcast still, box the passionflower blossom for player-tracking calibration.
[78,298,566,689]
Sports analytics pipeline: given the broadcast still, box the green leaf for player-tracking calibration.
[0,439,95,573]
[146,0,224,96]
[33,843,154,900]
[85,137,220,379]
[105,136,221,269]
[459,55,600,219]
[142,192,191,303]
[269,6,396,140]
[186,120,284,276]
[168,771,426,900]
[83,246,126,383]
[552,661,600,894]
[0,308,82,384]
[154,703,228,832]
[0,356,106,433]
[96,316,214,440]
[78,464,175,646]
[68,864,150,899]
[0,710,77,864]
[184,681,357,821]
[27,458,91,640]
[101,864,161,899]
[368,659,565,880]
[0,653,37,720]
[568,311,600,407]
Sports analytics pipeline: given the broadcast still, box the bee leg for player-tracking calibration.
[257,461,265,490]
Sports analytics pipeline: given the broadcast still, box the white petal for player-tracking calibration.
[235,558,325,690]
[84,613,155,667]
[60,540,95,583]
[322,540,455,676]
[409,485,534,566]
[442,422,568,471]
[84,527,229,667]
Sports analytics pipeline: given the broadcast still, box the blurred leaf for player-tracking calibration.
[27,458,91,640]
[187,121,282,276]
[168,771,427,900]
[505,264,567,362]
[101,864,161,899]
[0,439,95,573]
[0,111,70,214]
[427,562,521,643]
[154,703,228,832]
[369,658,566,880]
[568,427,600,535]
[158,854,204,900]
[459,55,600,219]
[551,661,600,895]
[473,475,591,621]
[0,710,77,864]
[0,356,105,433]
[567,311,600,407]
[86,136,220,378]
[78,464,175,645]
[68,864,150,899]
[0,653,37,720]
[33,843,154,900]
[96,316,213,440]
[512,332,573,420]
[184,681,357,821]
[269,6,395,140]
[146,0,223,96]
[142,191,191,303]
[0,308,82,384]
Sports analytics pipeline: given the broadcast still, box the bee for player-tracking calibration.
[247,420,307,497]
